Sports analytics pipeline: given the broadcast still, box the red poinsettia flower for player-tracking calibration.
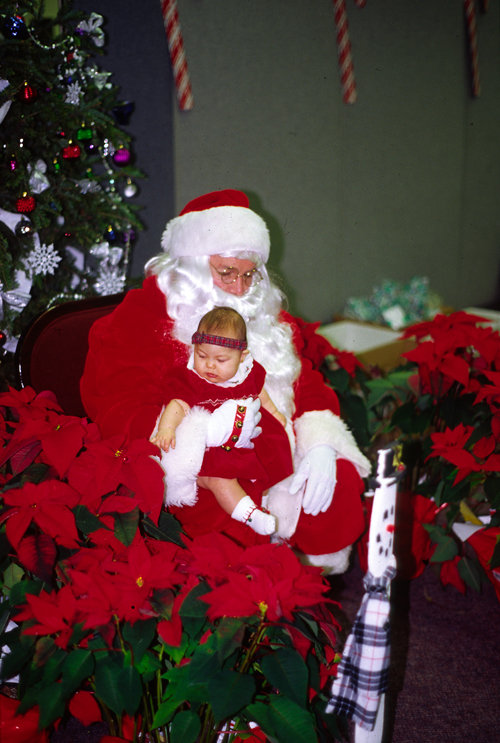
[69,568,148,628]
[429,423,474,459]
[178,532,246,586]
[15,584,82,649]
[473,370,500,409]
[403,333,470,390]
[291,317,337,370]
[68,691,103,727]
[2,480,80,550]
[67,435,164,523]
[0,385,62,418]
[440,556,466,594]
[202,543,329,622]
[108,539,186,593]
[400,311,489,341]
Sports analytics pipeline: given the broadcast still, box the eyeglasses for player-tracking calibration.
[210,262,263,287]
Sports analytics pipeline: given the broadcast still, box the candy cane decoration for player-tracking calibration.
[332,0,357,104]
[354,0,367,7]
[161,0,194,111]
[464,0,480,97]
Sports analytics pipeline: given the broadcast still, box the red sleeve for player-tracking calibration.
[80,276,189,441]
[279,310,340,419]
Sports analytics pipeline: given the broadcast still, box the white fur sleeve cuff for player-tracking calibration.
[157,406,211,507]
[294,410,371,479]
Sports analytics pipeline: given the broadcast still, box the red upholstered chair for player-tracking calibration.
[15,293,126,417]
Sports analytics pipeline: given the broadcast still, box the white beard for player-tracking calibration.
[160,273,302,419]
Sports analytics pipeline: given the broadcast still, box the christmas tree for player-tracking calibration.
[0,0,143,360]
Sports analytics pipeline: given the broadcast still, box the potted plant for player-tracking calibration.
[0,387,345,743]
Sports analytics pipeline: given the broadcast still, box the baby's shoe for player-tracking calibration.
[232,495,276,536]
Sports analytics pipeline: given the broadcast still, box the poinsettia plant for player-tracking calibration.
[315,311,500,597]
[0,387,345,743]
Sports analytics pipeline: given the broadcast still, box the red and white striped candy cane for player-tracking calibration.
[161,0,194,111]
[332,0,357,104]
[354,0,366,7]
[464,0,480,97]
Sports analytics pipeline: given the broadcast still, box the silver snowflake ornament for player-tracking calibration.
[94,267,126,296]
[76,178,101,194]
[65,82,82,105]
[27,243,62,276]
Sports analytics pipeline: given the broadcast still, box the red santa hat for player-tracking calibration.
[161,189,270,263]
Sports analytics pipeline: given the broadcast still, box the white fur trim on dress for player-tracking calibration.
[158,407,211,508]
[161,205,270,262]
[294,410,371,478]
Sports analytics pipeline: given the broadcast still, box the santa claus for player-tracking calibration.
[81,189,370,573]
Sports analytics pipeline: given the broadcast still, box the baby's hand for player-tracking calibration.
[151,427,176,452]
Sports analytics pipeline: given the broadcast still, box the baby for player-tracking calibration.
[151,306,293,535]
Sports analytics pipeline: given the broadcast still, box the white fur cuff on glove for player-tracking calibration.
[294,410,371,478]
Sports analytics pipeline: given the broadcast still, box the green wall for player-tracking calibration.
[172,0,500,322]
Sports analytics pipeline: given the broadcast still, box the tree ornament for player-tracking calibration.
[2,15,29,40]
[124,179,137,198]
[18,82,38,103]
[65,82,82,105]
[16,194,36,213]
[0,100,12,125]
[113,148,131,166]
[112,101,134,125]
[76,13,105,47]
[27,242,62,276]
[105,225,116,242]
[122,227,136,243]
[77,126,92,140]
[94,267,126,296]
[15,218,34,238]
[10,159,17,171]
[28,159,50,193]
[0,329,6,347]
[102,138,115,156]
[62,144,81,159]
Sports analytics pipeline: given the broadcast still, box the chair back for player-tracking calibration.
[15,293,126,417]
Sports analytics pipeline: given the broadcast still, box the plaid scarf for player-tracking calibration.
[326,562,396,731]
[191,331,247,350]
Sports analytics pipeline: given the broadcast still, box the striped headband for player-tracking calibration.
[192,331,247,350]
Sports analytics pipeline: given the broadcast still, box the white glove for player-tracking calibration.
[206,398,262,449]
[289,445,337,517]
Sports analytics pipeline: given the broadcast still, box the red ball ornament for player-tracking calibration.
[62,144,81,159]
[18,82,38,103]
[0,330,7,347]
[113,148,131,166]
[16,194,36,213]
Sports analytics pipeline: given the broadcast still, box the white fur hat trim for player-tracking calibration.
[161,205,270,262]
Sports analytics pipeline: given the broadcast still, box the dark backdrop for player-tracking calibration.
[74,0,175,278]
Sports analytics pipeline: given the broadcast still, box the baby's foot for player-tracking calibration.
[232,495,276,536]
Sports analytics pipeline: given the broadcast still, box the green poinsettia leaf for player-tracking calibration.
[37,681,67,729]
[267,695,318,743]
[484,478,500,509]
[170,709,202,743]
[135,649,162,682]
[143,511,185,546]
[323,366,350,395]
[207,670,256,722]
[8,578,44,609]
[94,654,142,715]
[261,647,308,710]
[113,506,139,546]
[123,618,157,663]
[244,701,277,740]
[178,582,211,638]
[33,636,57,669]
[42,647,67,685]
[340,393,370,449]
[62,648,95,695]
[457,556,483,592]
[152,695,182,729]
[489,535,500,570]
[72,504,111,535]
[365,378,400,408]
[430,535,459,563]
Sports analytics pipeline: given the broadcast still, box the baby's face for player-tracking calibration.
[193,342,245,384]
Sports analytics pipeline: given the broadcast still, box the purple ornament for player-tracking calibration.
[113,148,131,166]
[122,228,136,243]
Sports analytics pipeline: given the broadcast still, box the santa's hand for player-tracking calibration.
[290,445,337,516]
[206,398,262,449]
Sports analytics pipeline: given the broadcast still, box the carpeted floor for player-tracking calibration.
[329,560,500,743]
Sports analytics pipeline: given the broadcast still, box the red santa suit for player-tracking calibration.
[81,275,369,559]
